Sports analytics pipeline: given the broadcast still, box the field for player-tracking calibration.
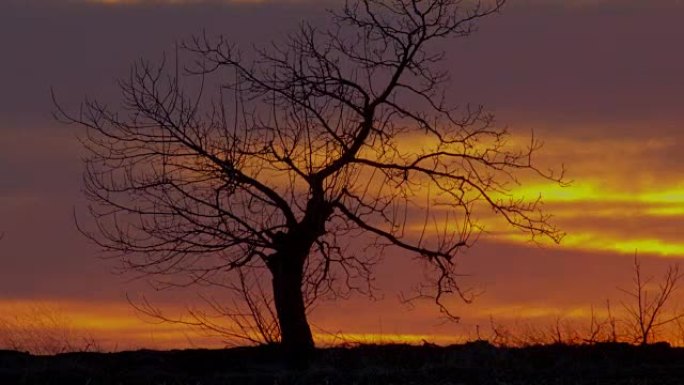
[3,341,684,384]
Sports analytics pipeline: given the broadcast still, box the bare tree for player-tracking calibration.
[619,255,684,345]
[56,0,563,355]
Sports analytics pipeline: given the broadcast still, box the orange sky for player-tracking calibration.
[1,0,684,352]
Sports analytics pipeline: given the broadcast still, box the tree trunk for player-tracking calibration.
[268,196,330,364]
[270,253,314,361]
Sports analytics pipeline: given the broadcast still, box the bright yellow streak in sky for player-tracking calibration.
[503,232,684,258]
[315,333,462,346]
[480,304,599,320]
[642,188,684,204]
[421,177,684,257]
[407,178,684,257]
[508,182,621,202]
[387,129,684,258]
[610,239,684,256]
[509,181,684,206]
[646,205,684,216]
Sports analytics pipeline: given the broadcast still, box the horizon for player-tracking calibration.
[2,0,684,352]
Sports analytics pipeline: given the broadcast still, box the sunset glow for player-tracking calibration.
[2,0,684,353]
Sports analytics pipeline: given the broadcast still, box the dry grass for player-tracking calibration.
[0,304,100,355]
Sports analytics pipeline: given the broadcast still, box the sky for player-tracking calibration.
[1,0,684,351]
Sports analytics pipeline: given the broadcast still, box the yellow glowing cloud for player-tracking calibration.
[402,171,684,256]
[507,182,621,203]
[511,182,684,206]
[404,176,684,258]
[477,304,600,320]
[315,332,462,346]
[473,129,684,257]
[501,231,684,258]
[398,123,684,257]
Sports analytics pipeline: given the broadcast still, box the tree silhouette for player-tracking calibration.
[56,0,563,355]
[619,255,684,345]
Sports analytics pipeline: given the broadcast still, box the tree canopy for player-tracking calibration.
[57,0,563,354]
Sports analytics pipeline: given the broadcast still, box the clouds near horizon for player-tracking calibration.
[1,0,684,348]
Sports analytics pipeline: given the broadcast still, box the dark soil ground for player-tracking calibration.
[2,341,684,384]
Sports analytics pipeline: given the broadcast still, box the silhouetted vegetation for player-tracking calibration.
[55,0,564,356]
[0,306,99,355]
[1,259,681,383]
[619,256,684,345]
[483,256,684,347]
[4,342,684,385]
